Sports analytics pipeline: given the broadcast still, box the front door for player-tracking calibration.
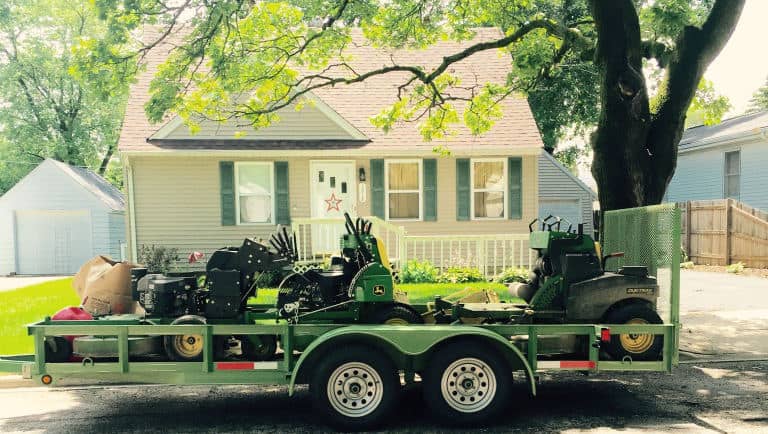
[310,161,356,253]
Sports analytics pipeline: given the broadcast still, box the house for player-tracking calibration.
[666,111,768,211]
[0,159,126,275]
[538,152,596,231]
[119,28,594,271]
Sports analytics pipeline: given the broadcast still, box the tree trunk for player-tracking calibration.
[589,0,745,211]
[98,142,116,175]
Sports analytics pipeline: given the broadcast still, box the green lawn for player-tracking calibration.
[250,282,517,305]
[0,278,78,356]
[0,279,518,355]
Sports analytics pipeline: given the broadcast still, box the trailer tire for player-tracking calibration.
[604,303,663,361]
[423,341,511,425]
[44,336,72,363]
[240,335,277,361]
[164,315,206,362]
[374,304,423,325]
[310,345,399,431]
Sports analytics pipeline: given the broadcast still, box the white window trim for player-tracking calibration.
[470,157,508,221]
[385,159,423,221]
[234,161,276,226]
[723,149,741,200]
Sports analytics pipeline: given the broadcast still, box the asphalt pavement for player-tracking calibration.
[679,270,768,359]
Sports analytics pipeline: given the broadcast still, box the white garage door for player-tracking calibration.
[539,199,582,230]
[16,210,93,275]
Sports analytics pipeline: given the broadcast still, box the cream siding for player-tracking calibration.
[158,101,360,141]
[128,154,538,265]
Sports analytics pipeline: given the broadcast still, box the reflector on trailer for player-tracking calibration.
[537,360,596,370]
[601,327,611,342]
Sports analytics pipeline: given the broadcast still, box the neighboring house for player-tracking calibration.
[666,111,768,211]
[538,152,596,232]
[0,159,126,275]
[119,28,592,268]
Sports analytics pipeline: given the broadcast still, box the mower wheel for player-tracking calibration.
[164,315,207,362]
[310,345,399,431]
[375,304,423,325]
[422,341,511,425]
[44,336,72,363]
[604,303,663,361]
[239,335,277,361]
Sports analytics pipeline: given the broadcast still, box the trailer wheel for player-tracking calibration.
[164,315,206,362]
[44,336,72,363]
[423,342,511,425]
[604,303,663,361]
[375,304,423,325]
[239,335,277,361]
[310,345,399,431]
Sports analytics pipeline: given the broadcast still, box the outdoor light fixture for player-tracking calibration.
[358,167,366,182]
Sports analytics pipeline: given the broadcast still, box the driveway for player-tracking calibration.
[680,270,768,359]
[0,276,70,292]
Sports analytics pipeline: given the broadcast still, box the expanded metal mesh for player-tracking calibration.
[602,204,681,324]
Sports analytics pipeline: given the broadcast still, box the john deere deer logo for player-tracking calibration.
[373,285,385,296]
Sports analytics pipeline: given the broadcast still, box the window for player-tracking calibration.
[472,159,506,219]
[386,160,422,220]
[724,151,740,199]
[236,162,274,224]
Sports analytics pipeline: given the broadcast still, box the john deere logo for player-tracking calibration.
[373,285,386,296]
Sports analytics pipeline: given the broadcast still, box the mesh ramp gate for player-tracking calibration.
[601,203,681,363]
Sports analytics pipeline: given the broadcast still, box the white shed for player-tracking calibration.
[0,159,126,275]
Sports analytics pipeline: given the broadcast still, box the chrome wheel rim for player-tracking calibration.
[327,362,384,418]
[440,357,497,413]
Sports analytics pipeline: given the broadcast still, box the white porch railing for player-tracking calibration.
[291,216,534,278]
[292,216,406,264]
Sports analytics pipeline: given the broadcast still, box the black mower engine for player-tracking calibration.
[132,229,298,319]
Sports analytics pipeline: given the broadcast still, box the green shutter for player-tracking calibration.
[423,159,437,221]
[508,157,522,219]
[370,159,385,218]
[220,161,236,226]
[274,161,290,225]
[456,158,470,221]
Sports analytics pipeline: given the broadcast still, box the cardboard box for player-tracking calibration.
[73,256,145,317]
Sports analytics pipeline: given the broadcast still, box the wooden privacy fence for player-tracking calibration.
[681,199,768,268]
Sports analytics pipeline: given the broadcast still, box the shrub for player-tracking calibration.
[400,259,439,283]
[494,267,530,284]
[437,266,485,284]
[137,244,179,273]
[680,261,695,269]
[726,262,745,274]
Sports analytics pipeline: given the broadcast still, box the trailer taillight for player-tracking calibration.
[600,327,611,342]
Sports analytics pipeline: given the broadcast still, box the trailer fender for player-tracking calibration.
[288,325,535,397]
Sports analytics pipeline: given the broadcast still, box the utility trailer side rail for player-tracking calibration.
[17,320,676,391]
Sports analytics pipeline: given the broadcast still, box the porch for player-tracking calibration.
[291,217,535,279]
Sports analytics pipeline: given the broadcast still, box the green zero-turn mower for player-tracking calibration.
[429,215,665,361]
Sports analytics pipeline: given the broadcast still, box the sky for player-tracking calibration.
[706,0,768,116]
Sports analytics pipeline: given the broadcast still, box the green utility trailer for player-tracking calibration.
[0,204,681,430]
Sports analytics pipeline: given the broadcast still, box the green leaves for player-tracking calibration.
[0,0,129,192]
[685,78,731,127]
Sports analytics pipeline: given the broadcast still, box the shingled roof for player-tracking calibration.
[680,111,768,150]
[119,27,543,153]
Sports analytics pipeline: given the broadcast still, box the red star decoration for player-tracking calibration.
[324,192,343,212]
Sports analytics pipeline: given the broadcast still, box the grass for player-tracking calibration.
[0,278,78,355]
[0,279,519,355]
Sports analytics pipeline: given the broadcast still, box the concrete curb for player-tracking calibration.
[0,375,34,389]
